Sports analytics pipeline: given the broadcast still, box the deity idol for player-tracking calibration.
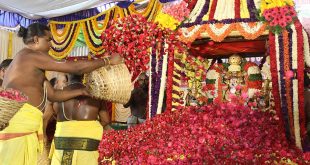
[205,54,264,105]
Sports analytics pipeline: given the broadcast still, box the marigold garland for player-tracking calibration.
[51,24,77,48]
[236,22,267,40]
[81,21,105,54]
[283,30,295,138]
[50,23,71,41]
[204,23,235,42]
[178,22,267,43]
[49,23,81,59]
[48,0,162,58]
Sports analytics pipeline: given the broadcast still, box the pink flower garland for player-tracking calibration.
[166,48,174,111]
[259,6,297,34]
[162,1,190,22]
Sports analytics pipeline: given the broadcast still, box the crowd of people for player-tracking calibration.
[0,23,148,165]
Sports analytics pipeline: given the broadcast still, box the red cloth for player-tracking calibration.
[190,40,266,57]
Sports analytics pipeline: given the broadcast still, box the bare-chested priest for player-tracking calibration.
[0,22,121,165]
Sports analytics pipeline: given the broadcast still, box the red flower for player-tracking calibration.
[101,14,184,75]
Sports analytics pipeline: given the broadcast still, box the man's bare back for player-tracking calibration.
[57,83,110,126]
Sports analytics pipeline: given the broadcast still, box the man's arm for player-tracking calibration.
[99,101,110,127]
[32,52,121,74]
[43,102,54,141]
[45,80,89,102]
[123,90,135,108]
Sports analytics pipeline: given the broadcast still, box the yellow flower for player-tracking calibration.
[154,12,180,30]
[260,0,294,12]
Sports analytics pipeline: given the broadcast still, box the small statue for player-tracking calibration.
[223,55,245,100]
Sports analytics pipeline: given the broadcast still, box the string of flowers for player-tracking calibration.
[151,43,165,117]
[50,24,81,59]
[183,0,198,11]
[162,0,190,22]
[291,24,302,148]
[256,0,297,34]
[269,32,287,141]
[150,46,158,118]
[295,21,306,143]
[283,30,294,138]
[166,47,175,111]
[268,21,307,148]
[171,58,185,109]
[156,46,168,114]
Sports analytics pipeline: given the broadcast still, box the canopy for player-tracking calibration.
[0,0,125,19]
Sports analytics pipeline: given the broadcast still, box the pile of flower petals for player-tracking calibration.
[0,88,27,102]
[99,103,310,164]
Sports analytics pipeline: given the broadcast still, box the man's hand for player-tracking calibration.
[0,123,9,131]
[109,54,123,65]
[79,87,91,96]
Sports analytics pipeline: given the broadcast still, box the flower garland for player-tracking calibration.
[204,23,235,42]
[156,47,168,114]
[291,24,301,148]
[284,30,295,139]
[49,23,81,59]
[81,20,105,54]
[154,12,180,30]
[178,22,267,43]
[150,46,159,118]
[261,56,271,80]
[206,69,219,101]
[183,0,198,10]
[48,0,162,59]
[172,61,185,108]
[295,21,306,142]
[50,24,72,42]
[101,14,185,116]
[257,0,297,34]
[236,22,267,40]
[268,21,307,148]
[182,0,259,28]
[151,43,164,117]
[260,0,294,12]
[244,63,263,98]
[181,54,209,105]
[186,0,206,24]
[148,48,154,119]
[303,29,310,67]
[166,48,174,111]
[162,0,190,22]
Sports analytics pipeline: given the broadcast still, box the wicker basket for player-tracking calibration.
[85,64,133,104]
[0,91,27,130]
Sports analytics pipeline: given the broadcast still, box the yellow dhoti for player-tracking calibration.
[0,103,43,165]
[50,121,103,165]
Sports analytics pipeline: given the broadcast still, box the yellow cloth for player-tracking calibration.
[0,103,43,165]
[50,120,103,165]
